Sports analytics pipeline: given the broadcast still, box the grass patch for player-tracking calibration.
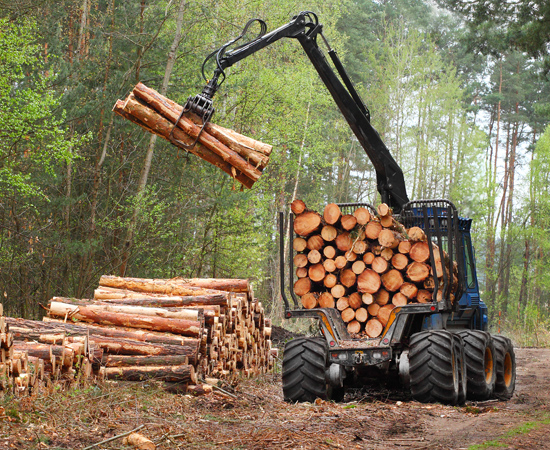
[468,417,550,449]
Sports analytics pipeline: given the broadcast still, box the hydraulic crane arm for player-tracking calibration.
[188,11,409,212]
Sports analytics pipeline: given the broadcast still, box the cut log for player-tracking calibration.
[380,248,394,261]
[291,199,307,215]
[293,254,309,268]
[363,252,375,265]
[48,302,202,337]
[353,207,371,225]
[391,253,409,271]
[293,211,322,237]
[409,242,430,263]
[377,304,395,327]
[323,246,336,259]
[323,259,337,273]
[323,203,341,225]
[371,256,389,274]
[296,267,308,278]
[355,308,368,323]
[323,273,338,289]
[340,269,357,288]
[336,297,349,311]
[344,250,357,262]
[321,226,338,242]
[308,264,326,282]
[365,318,383,338]
[362,293,374,305]
[307,235,324,251]
[406,262,430,282]
[307,249,322,264]
[100,364,196,383]
[399,282,418,299]
[378,229,401,249]
[408,226,426,242]
[331,285,346,299]
[357,269,381,294]
[347,320,361,334]
[301,293,318,309]
[381,269,404,292]
[340,308,355,323]
[352,260,366,275]
[365,222,382,240]
[335,232,352,252]
[341,215,357,231]
[377,203,391,216]
[293,278,312,296]
[380,215,393,228]
[392,292,408,307]
[104,354,190,368]
[417,290,433,303]
[318,292,335,309]
[348,292,363,310]
[352,240,368,255]
[293,237,307,252]
[374,289,390,306]
[334,256,348,270]
[398,240,412,254]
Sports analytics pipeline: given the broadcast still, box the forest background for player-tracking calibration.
[1,0,549,344]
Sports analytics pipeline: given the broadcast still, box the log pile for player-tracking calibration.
[113,83,273,189]
[8,276,275,394]
[291,200,459,338]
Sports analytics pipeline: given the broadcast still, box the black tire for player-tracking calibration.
[282,337,328,403]
[492,335,516,400]
[459,330,496,400]
[409,330,460,405]
[454,334,468,406]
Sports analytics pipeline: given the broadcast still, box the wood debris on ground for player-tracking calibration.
[113,83,273,189]
[291,200,459,337]
[3,276,276,396]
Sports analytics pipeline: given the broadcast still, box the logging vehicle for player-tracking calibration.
[184,11,516,404]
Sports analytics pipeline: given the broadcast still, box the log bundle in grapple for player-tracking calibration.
[291,200,459,338]
[2,277,275,395]
[113,83,273,189]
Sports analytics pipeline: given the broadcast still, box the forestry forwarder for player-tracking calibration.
[184,11,516,404]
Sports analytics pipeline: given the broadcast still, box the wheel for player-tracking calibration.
[282,337,328,403]
[453,334,467,406]
[492,335,516,400]
[459,330,496,400]
[409,330,460,405]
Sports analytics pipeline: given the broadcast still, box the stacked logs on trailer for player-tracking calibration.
[113,83,273,189]
[7,276,275,394]
[291,200,459,338]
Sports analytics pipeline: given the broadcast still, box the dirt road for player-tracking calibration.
[1,347,549,449]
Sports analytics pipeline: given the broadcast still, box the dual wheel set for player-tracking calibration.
[282,330,516,405]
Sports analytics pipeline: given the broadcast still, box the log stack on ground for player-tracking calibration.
[8,276,275,395]
[291,200,459,338]
[113,83,273,189]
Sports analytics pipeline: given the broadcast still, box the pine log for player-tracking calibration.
[344,250,357,262]
[323,273,338,288]
[353,207,371,225]
[294,211,322,236]
[100,364,196,383]
[381,269,404,292]
[308,264,326,282]
[323,246,336,259]
[374,289,390,306]
[363,252,375,265]
[399,282,418,299]
[408,226,427,242]
[371,256,389,274]
[417,290,433,303]
[335,232,352,252]
[48,302,202,337]
[318,292,335,309]
[340,269,357,288]
[398,240,412,254]
[113,96,256,189]
[296,267,308,278]
[378,229,401,249]
[377,203,391,216]
[347,320,361,334]
[362,293,374,305]
[355,308,368,323]
[87,337,199,360]
[341,214,357,231]
[103,354,190,367]
[365,221,382,240]
[307,249,322,264]
[357,269,381,294]
[365,318,383,338]
[321,226,338,242]
[340,308,355,323]
[307,235,324,251]
[352,260,366,275]
[293,254,309,268]
[301,293,318,309]
[352,240,368,255]
[377,304,395,327]
[406,262,430,282]
[336,297,349,311]
[293,277,312,296]
[291,199,307,215]
[346,292,362,310]
[392,292,408,307]
[409,242,430,263]
[99,275,250,295]
[323,259,337,273]
[293,237,307,252]
[334,256,348,269]
[380,247,394,261]
[331,285,346,299]
[391,253,409,271]
[323,203,341,225]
